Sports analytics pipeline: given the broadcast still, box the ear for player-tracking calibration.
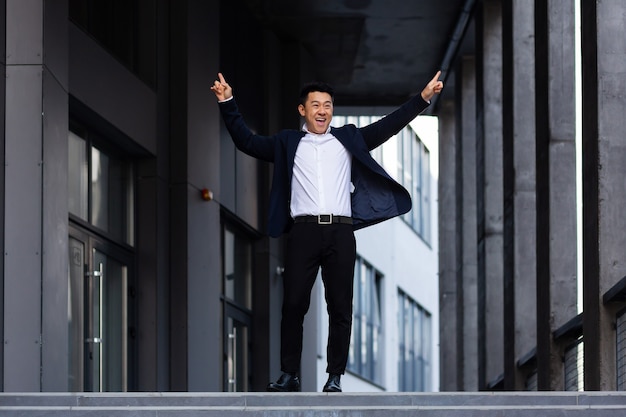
[298,104,305,116]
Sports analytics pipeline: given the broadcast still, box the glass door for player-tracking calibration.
[68,227,133,392]
[222,221,254,391]
[224,308,251,392]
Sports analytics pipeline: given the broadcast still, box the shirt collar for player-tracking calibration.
[302,123,331,135]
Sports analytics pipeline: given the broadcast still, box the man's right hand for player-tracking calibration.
[210,72,233,101]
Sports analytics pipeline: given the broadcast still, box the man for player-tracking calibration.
[211,72,443,392]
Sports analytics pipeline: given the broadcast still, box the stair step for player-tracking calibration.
[2,392,626,416]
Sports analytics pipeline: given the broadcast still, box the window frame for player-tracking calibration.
[348,256,384,385]
[69,122,136,249]
[398,289,432,392]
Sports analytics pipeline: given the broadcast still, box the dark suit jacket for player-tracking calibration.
[218,94,430,237]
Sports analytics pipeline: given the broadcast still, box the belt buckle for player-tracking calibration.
[318,214,332,225]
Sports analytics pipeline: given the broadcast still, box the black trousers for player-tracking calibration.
[280,222,356,375]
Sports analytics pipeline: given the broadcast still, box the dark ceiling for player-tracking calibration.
[245,0,474,110]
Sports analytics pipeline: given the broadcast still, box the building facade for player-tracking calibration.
[6,0,625,395]
[0,0,440,393]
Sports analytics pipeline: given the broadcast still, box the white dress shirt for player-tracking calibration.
[290,124,352,218]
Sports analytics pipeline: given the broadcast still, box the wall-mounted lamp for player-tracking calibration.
[201,188,213,201]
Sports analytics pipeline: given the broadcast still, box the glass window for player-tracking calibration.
[398,128,431,242]
[398,290,432,391]
[91,146,110,232]
[348,257,383,384]
[564,337,584,391]
[69,128,135,246]
[69,132,89,220]
[222,220,254,391]
[422,146,431,240]
[334,112,431,242]
[223,223,252,309]
[617,309,626,390]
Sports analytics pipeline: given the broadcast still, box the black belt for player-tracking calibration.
[294,215,353,225]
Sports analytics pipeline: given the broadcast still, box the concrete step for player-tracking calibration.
[2,391,626,416]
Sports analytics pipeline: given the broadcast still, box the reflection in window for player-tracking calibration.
[348,257,383,384]
[91,147,109,232]
[69,132,88,220]
[398,290,431,391]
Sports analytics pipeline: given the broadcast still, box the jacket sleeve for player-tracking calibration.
[358,94,430,151]
[218,98,276,162]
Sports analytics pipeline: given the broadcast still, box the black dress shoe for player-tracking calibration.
[267,373,301,392]
[322,374,342,392]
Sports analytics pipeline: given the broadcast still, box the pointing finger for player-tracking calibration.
[430,70,442,84]
[218,72,226,84]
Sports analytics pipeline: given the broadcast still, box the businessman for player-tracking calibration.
[211,71,443,392]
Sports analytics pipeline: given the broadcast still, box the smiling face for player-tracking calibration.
[298,91,334,134]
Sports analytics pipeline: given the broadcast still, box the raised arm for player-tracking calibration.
[212,72,276,162]
[360,71,444,150]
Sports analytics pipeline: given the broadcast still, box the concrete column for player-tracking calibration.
[438,96,460,391]
[3,0,69,391]
[477,0,504,389]
[186,0,222,392]
[502,0,539,390]
[582,0,626,391]
[135,0,172,392]
[546,0,577,390]
[535,0,578,390]
[169,0,222,391]
[460,56,479,391]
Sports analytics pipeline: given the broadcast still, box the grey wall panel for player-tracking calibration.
[0,0,6,389]
[151,0,171,392]
[5,0,43,65]
[0,57,5,391]
[136,172,158,391]
[168,182,188,391]
[220,125,236,210]
[4,65,43,391]
[185,0,222,392]
[68,24,157,155]
[186,187,221,392]
[43,0,68,91]
[41,69,69,391]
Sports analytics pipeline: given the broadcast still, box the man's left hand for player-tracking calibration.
[421,71,444,102]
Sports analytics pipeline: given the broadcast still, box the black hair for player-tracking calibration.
[298,81,335,105]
